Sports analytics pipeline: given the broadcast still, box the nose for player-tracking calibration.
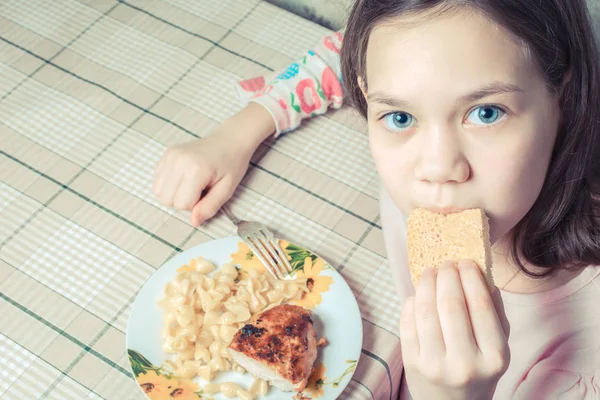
[415,124,470,184]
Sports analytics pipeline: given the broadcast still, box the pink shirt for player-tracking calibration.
[235,32,600,399]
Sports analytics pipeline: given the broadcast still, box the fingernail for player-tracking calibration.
[458,259,474,269]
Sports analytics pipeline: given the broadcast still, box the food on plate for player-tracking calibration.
[292,394,312,400]
[407,208,494,290]
[158,257,311,397]
[228,304,318,392]
[202,378,269,400]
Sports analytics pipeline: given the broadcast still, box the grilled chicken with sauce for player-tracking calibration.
[227,304,318,392]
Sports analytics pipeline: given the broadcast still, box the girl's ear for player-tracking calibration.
[358,76,367,100]
[559,70,572,99]
[555,70,571,129]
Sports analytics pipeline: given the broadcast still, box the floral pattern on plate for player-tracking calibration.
[230,240,333,309]
[129,349,357,399]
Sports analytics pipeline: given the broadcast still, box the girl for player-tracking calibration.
[153,0,600,398]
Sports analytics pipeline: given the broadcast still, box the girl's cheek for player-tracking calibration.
[370,135,399,172]
[368,128,388,163]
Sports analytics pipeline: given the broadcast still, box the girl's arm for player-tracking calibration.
[153,31,345,226]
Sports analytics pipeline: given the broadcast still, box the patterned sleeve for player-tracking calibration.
[234,31,344,136]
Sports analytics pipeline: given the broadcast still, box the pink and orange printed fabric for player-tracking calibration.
[235,32,345,135]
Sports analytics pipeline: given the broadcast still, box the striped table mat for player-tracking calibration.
[0,0,403,399]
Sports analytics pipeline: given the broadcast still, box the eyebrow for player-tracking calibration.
[367,92,411,109]
[460,81,524,102]
[368,81,524,108]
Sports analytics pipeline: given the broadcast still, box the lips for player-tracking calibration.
[420,206,468,214]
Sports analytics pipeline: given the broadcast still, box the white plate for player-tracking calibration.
[126,236,363,400]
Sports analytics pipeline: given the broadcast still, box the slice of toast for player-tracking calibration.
[407,208,494,291]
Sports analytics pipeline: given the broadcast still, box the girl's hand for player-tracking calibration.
[400,260,510,400]
[153,103,275,226]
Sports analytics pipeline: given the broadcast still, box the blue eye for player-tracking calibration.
[466,106,505,125]
[383,112,414,131]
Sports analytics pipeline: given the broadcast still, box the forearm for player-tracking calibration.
[211,102,276,153]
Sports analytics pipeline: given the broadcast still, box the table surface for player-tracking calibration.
[0,1,404,399]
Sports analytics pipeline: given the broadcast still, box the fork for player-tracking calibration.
[220,205,295,280]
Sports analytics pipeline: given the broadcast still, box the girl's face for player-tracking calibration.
[364,8,562,243]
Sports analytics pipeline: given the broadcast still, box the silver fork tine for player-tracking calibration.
[247,235,284,280]
[221,205,294,280]
[256,230,289,278]
[261,230,294,277]
[274,241,294,275]
[243,236,276,278]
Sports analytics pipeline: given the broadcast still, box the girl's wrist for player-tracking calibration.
[223,102,277,151]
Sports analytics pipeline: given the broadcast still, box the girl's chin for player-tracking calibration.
[489,217,518,247]
[489,227,513,254]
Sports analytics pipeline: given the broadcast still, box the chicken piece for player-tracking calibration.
[227,304,318,392]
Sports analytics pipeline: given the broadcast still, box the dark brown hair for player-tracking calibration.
[341,0,600,277]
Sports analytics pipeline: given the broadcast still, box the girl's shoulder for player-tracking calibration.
[501,265,600,306]
[514,346,600,399]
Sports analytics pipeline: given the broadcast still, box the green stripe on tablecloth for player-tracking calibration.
[337,216,380,273]
[1,292,132,378]
[2,334,103,399]
[0,2,120,103]
[351,377,376,399]
[362,348,394,400]
[0,150,183,253]
[117,0,274,71]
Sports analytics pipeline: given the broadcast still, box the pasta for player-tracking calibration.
[158,257,309,399]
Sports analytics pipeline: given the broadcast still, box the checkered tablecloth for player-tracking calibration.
[0,1,404,399]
